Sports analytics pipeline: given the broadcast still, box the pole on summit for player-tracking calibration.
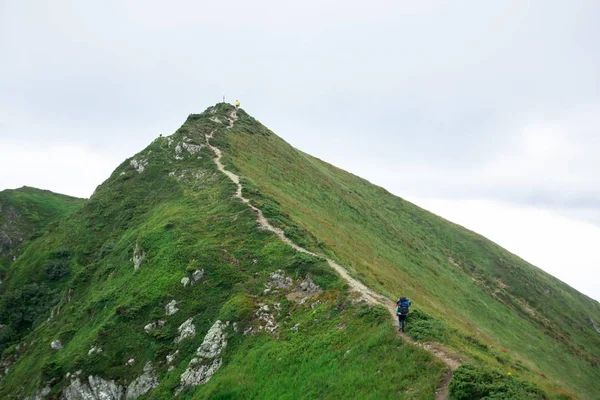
[222,95,225,103]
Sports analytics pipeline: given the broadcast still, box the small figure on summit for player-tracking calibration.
[235,100,240,109]
[396,296,411,332]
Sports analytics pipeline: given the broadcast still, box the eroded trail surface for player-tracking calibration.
[205,109,460,399]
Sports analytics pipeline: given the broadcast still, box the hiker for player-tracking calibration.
[235,100,240,109]
[396,296,411,332]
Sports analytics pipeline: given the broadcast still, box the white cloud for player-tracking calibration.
[410,197,600,302]
[0,141,124,198]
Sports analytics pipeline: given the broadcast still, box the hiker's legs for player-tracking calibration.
[398,315,402,331]
[399,314,407,332]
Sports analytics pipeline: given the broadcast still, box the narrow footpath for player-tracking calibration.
[205,109,460,400]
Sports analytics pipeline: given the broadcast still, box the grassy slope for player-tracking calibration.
[0,104,444,399]
[0,187,84,271]
[220,107,600,399]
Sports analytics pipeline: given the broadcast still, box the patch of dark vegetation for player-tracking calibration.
[45,260,71,281]
[0,283,60,353]
[450,364,547,400]
[405,309,449,342]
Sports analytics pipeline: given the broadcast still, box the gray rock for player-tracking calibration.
[181,142,203,155]
[266,270,293,290]
[174,144,183,160]
[165,300,179,316]
[51,340,63,350]
[126,359,135,366]
[143,320,165,334]
[61,376,123,400]
[180,358,222,387]
[174,318,196,344]
[179,320,229,387]
[130,158,148,173]
[26,385,51,400]
[299,276,321,293]
[132,243,146,271]
[181,277,190,287]
[61,366,157,400]
[192,269,204,282]
[88,346,102,356]
[125,362,158,399]
[196,320,228,359]
[591,318,600,334]
[166,350,179,366]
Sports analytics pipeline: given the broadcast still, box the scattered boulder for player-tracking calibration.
[51,340,63,350]
[166,350,179,371]
[126,359,135,366]
[130,158,148,173]
[192,269,204,282]
[132,243,146,271]
[88,346,103,356]
[245,303,278,336]
[591,318,600,335]
[174,144,183,160]
[266,270,293,291]
[286,275,322,304]
[144,320,165,333]
[181,142,203,155]
[174,318,196,344]
[165,300,179,316]
[181,277,190,287]
[264,270,322,304]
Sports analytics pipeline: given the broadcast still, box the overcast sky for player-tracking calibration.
[1,0,599,301]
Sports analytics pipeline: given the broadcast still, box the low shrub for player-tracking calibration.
[450,364,546,400]
[404,309,448,342]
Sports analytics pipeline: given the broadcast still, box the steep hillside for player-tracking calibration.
[216,106,600,399]
[0,187,84,276]
[0,105,446,399]
[1,103,597,399]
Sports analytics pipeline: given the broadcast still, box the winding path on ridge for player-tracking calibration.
[205,109,460,400]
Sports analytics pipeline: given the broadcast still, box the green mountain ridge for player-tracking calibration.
[0,186,85,275]
[0,104,598,399]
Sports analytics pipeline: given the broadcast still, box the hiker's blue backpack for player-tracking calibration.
[398,297,410,315]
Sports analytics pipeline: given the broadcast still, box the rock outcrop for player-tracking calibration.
[180,320,229,387]
[62,375,122,400]
[165,300,179,316]
[174,318,196,343]
[132,243,146,270]
[125,362,158,399]
[61,363,158,400]
[51,340,63,350]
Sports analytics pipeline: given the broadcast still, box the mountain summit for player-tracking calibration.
[0,103,598,399]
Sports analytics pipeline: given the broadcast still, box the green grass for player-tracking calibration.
[212,105,600,399]
[0,186,84,271]
[0,104,444,399]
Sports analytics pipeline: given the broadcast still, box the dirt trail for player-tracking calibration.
[205,109,460,399]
